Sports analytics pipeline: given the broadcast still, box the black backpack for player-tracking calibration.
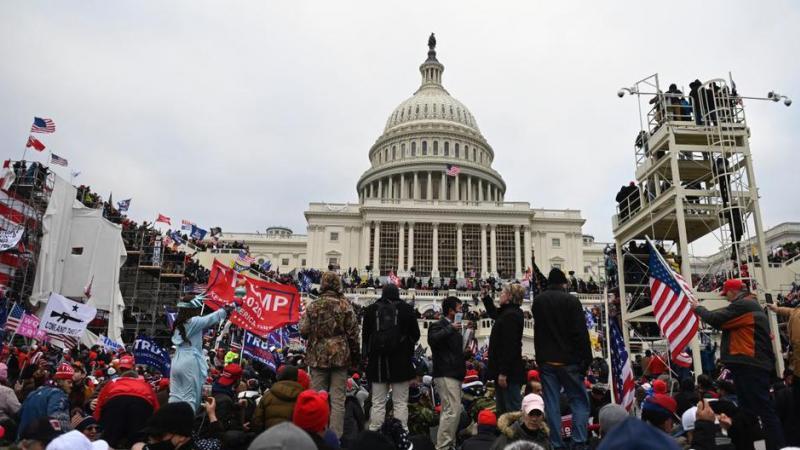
[369,299,402,355]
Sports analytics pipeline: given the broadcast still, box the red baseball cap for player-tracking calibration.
[119,355,135,370]
[720,279,744,295]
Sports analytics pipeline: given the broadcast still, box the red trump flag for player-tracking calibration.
[204,259,301,336]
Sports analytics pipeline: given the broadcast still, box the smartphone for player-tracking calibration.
[764,293,773,305]
[202,384,212,398]
[454,313,463,324]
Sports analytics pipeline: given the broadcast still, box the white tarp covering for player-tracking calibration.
[31,175,127,342]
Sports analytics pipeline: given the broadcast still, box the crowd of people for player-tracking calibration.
[1,266,797,450]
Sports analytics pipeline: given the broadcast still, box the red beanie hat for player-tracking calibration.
[54,363,74,380]
[527,370,540,382]
[477,409,497,427]
[297,369,311,390]
[292,390,330,433]
[652,379,667,394]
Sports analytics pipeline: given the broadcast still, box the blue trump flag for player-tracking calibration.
[190,225,207,241]
[243,331,276,372]
[133,336,171,376]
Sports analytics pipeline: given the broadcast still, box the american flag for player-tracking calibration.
[50,153,68,167]
[237,249,255,265]
[647,240,699,362]
[181,219,194,231]
[446,164,461,177]
[191,283,207,294]
[30,117,56,133]
[609,318,635,410]
[47,333,79,350]
[4,303,24,333]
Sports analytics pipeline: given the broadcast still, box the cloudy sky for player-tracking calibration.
[2,1,798,255]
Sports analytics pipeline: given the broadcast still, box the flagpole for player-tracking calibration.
[603,285,616,404]
[239,331,245,363]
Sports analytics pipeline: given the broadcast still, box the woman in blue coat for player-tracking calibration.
[169,294,236,411]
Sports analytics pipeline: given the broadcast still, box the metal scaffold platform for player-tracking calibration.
[610,74,789,376]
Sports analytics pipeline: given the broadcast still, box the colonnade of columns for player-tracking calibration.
[364,221,530,279]
[360,172,504,203]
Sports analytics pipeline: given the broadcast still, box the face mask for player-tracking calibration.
[144,440,177,450]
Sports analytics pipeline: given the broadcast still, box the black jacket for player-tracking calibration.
[531,287,592,368]
[427,317,465,381]
[461,426,498,450]
[483,296,526,384]
[362,298,421,383]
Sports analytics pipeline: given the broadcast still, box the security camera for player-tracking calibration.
[767,91,775,99]
[784,98,792,107]
[617,90,625,98]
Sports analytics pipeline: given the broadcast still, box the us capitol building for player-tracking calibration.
[220,35,606,281]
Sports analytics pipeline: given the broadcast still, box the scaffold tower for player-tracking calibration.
[612,73,785,376]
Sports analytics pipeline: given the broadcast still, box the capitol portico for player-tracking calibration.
[222,35,604,281]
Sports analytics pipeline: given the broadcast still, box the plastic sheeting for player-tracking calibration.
[31,175,127,342]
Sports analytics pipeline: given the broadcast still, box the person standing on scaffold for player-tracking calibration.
[169,293,239,411]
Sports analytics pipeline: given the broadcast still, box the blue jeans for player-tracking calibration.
[541,363,589,449]
[495,382,522,416]
[729,364,785,450]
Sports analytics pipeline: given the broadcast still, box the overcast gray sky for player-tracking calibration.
[2,1,798,255]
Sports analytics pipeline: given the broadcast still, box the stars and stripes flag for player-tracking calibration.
[181,219,194,231]
[47,333,79,350]
[673,351,693,368]
[26,136,46,151]
[30,117,56,133]
[50,153,68,167]
[609,318,635,410]
[647,239,699,363]
[3,303,24,333]
[237,249,255,265]
[446,164,461,177]
[156,213,171,225]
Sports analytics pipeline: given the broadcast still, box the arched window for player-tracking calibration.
[422,141,428,156]
[415,105,419,115]
[444,142,450,156]
[433,141,438,155]
[401,143,406,156]
[393,146,397,159]
[464,145,469,159]
[411,142,417,156]
[455,143,460,158]
[384,149,389,161]
[424,104,428,115]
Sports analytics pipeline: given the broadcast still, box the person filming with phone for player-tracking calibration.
[427,296,466,450]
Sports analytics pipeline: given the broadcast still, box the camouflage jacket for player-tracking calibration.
[407,403,437,437]
[299,292,360,369]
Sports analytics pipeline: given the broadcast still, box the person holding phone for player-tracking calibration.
[427,296,466,450]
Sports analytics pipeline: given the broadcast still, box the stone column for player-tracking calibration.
[361,222,371,274]
[456,223,464,278]
[398,221,405,274]
[514,225,522,279]
[373,221,381,274]
[377,179,383,199]
[400,174,406,199]
[432,222,439,278]
[480,224,488,277]
[407,222,415,271]
[440,172,446,200]
[523,225,532,273]
[490,224,498,276]
[466,176,472,202]
[478,178,483,202]
[455,174,460,201]
[427,172,433,200]
[413,172,419,200]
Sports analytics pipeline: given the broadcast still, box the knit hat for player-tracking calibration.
[297,369,311,390]
[54,362,75,380]
[477,409,497,427]
[218,363,243,387]
[277,365,299,381]
[292,390,330,433]
[522,393,545,415]
[642,393,677,419]
[44,430,108,450]
[547,268,568,285]
[118,355,135,370]
[463,369,479,384]
[596,417,682,450]
[381,283,400,301]
[527,369,540,382]
[247,422,316,450]
[140,402,195,437]
[598,404,628,434]
[73,415,99,432]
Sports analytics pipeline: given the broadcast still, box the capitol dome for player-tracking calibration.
[357,34,506,204]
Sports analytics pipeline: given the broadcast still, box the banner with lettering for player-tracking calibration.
[204,259,301,337]
[17,313,48,341]
[0,226,24,252]
[38,293,96,338]
[98,334,125,352]
[242,331,276,371]
[133,336,171,375]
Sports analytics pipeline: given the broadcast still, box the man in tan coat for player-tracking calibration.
[767,302,800,373]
